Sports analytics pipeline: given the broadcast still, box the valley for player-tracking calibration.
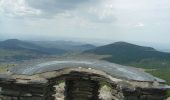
[0,39,170,96]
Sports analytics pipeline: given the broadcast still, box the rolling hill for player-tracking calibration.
[0,39,66,62]
[31,40,96,52]
[84,42,170,67]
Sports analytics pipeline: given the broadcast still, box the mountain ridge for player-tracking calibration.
[84,41,170,64]
[0,39,67,62]
[31,40,96,52]
[0,39,66,55]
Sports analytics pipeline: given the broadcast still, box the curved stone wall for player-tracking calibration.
[0,67,169,100]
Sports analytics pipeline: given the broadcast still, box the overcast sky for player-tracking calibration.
[0,0,170,45]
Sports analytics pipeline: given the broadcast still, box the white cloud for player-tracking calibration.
[135,23,145,27]
[87,2,115,23]
[0,0,115,23]
[0,0,41,17]
[1,0,170,44]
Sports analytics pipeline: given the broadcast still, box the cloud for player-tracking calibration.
[26,0,102,15]
[86,2,115,23]
[0,0,115,23]
[26,0,115,23]
[135,23,145,27]
[0,0,41,17]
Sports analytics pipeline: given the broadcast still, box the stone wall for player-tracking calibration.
[0,69,169,100]
[0,83,46,100]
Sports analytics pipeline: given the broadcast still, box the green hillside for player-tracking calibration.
[85,42,170,65]
[84,41,170,95]
[0,39,66,62]
[32,41,96,52]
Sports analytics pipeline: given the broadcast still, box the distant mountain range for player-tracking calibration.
[31,41,96,52]
[84,42,170,65]
[0,39,96,62]
[0,39,66,55]
[0,39,67,61]
[1,39,170,65]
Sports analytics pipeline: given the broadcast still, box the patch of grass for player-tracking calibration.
[0,66,7,72]
[146,68,170,96]
[126,59,170,69]
[0,64,16,73]
[0,49,21,57]
[147,69,170,84]
[121,60,170,97]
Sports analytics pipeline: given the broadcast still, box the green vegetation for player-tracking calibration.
[127,58,170,69]
[146,68,170,85]
[146,68,170,96]
[0,39,67,62]
[0,65,8,72]
[0,40,170,96]
[0,49,38,62]
[85,42,170,64]
[126,62,170,96]
[0,64,16,72]
[85,41,170,96]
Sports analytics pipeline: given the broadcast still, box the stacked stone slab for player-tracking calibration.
[65,79,100,100]
[0,60,169,100]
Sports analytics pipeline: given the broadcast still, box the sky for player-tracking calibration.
[0,0,170,47]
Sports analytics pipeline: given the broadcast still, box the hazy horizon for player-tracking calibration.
[1,0,170,51]
[0,37,170,53]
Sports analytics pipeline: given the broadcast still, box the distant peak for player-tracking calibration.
[4,39,21,42]
[107,41,156,51]
[111,41,134,46]
[114,41,130,44]
[81,44,95,47]
[1,39,23,45]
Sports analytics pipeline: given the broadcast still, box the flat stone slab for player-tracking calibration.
[9,60,165,82]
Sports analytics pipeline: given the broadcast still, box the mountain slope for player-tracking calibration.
[0,39,66,54]
[0,39,66,61]
[31,41,96,52]
[84,42,170,64]
[71,44,96,51]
